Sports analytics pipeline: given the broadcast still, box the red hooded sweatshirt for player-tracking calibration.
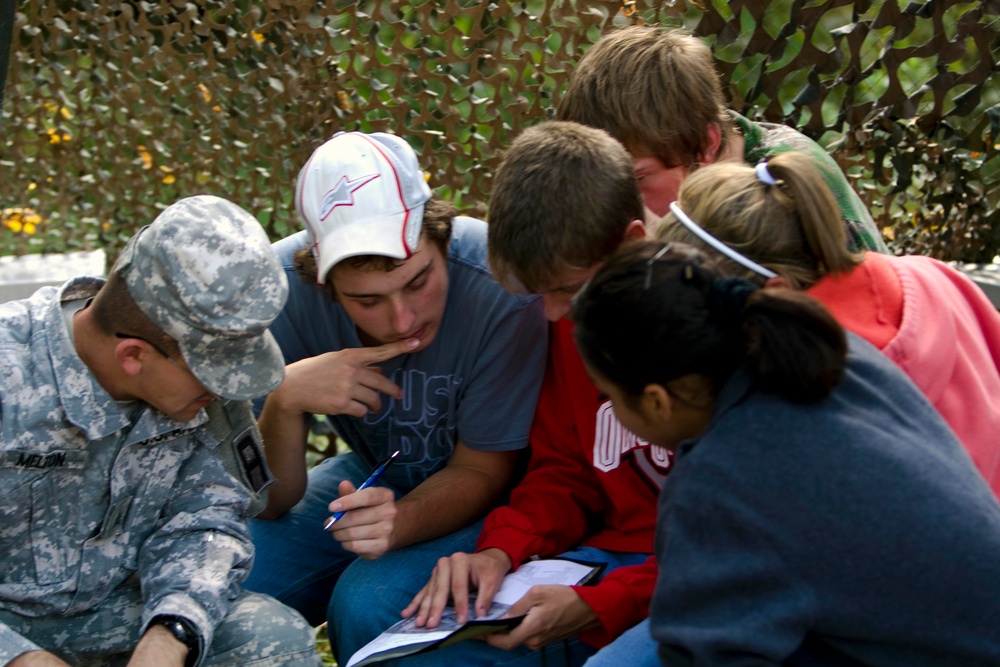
[477,318,673,646]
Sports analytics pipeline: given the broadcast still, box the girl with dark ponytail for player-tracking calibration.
[573,241,1000,667]
[657,152,1000,499]
[574,243,847,407]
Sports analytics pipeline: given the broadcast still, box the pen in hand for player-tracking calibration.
[323,449,401,530]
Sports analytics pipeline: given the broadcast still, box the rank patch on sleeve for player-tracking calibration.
[234,428,269,492]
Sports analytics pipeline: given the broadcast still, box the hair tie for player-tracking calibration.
[755,162,778,186]
[707,276,758,329]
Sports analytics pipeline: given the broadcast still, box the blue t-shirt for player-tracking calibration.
[259,217,547,491]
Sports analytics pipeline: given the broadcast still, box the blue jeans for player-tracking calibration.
[245,450,482,654]
[336,546,651,667]
[583,619,658,667]
[330,518,484,663]
[244,451,378,626]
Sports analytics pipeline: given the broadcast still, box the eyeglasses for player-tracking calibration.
[669,202,777,280]
[644,242,675,290]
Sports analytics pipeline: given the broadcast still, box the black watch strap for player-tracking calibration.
[150,614,200,667]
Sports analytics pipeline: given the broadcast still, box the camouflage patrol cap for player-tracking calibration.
[113,195,288,400]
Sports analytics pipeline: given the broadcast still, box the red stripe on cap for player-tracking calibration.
[360,134,414,259]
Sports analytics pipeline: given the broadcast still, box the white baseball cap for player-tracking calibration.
[295,131,432,284]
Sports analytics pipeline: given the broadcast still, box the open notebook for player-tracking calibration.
[346,557,604,667]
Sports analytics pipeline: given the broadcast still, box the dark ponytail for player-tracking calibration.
[741,288,847,402]
[572,241,847,403]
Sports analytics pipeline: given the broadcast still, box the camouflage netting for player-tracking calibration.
[2,0,999,262]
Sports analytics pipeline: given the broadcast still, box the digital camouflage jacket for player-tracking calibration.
[0,278,261,663]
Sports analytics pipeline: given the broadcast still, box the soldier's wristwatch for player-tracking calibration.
[150,614,200,667]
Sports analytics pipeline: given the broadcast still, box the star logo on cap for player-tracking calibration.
[319,173,380,221]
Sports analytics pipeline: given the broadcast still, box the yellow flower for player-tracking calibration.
[138,145,153,169]
[251,31,266,43]
[2,207,42,234]
[46,128,71,144]
[198,83,212,104]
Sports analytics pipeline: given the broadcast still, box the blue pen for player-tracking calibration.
[323,450,400,530]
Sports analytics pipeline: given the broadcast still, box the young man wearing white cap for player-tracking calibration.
[244,132,547,658]
[0,195,320,667]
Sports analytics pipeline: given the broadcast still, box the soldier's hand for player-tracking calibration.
[9,651,73,667]
[126,624,188,667]
[276,338,420,418]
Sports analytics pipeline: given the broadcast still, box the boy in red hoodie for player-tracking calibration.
[383,121,664,666]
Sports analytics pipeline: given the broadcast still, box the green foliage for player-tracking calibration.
[315,624,338,666]
[2,0,997,262]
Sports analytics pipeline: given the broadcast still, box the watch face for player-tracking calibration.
[168,620,190,640]
[156,616,198,650]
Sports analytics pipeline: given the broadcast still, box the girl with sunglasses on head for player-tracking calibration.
[572,241,1000,667]
[657,152,1000,499]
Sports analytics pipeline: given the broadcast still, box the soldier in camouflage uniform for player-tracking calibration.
[0,195,321,667]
